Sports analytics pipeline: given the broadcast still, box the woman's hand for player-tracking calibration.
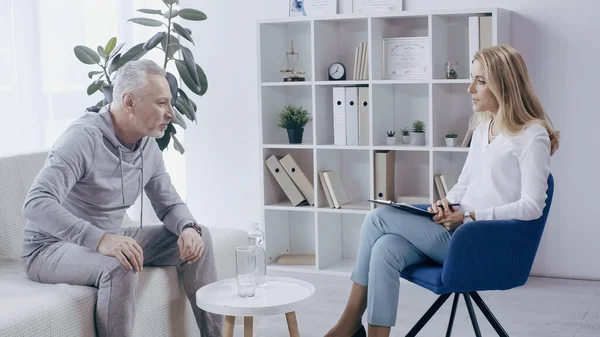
[428,199,463,231]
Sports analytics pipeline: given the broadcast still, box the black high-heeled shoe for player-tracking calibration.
[352,325,366,337]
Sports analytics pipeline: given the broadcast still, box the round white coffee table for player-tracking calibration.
[196,276,315,337]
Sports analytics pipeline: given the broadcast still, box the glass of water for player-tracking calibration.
[235,246,256,297]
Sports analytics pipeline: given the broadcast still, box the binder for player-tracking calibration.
[345,87,359,146]
[374,151,395,202]
[358,87,369,146]
[323,170,349,208]
[468,16,480,74]
[265,155,308,206]
[318,171,334,208]
[279,154,314,205]
[333,87,347,145]
[479,16,493,49]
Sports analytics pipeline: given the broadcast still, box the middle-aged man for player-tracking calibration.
[21,59,222,337]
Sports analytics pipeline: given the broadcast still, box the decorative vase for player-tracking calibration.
[411,132,426,146]
[445,138,455,146]
[287,128,304,144]
[386,136,396,145]
[402,135,410,144]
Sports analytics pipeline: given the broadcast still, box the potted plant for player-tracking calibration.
[73,0,208,154]
[411,120,426,145]
[445,133,458,146]
[277,105,312,144]
[386,130,396,145]
[401,127,410,144]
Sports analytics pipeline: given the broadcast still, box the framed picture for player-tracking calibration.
[290,0,337,17]
[353,0,402,14]
[382,37,430,80]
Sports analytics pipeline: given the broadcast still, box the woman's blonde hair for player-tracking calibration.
[471,45,560,155]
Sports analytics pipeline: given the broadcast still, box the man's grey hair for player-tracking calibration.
[111,59,166,107]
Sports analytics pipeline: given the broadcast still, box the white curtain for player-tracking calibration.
[3,0,187,200]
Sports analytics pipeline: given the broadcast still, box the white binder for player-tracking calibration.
[358,87,369,146]
[323,170,349,208]
[333,87,347,145]
[374,151,395,202]
[265,155,308,206]
[345,87,359,146]
[279,154,314,205]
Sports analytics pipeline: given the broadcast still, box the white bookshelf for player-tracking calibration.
[257,8,511,276]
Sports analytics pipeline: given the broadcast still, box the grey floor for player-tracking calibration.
[229,270,600,337]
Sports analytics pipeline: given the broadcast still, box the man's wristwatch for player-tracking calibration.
[182,222,202,237]
[463,212,474,224]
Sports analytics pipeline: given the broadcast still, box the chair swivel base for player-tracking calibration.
[406,292,509,337]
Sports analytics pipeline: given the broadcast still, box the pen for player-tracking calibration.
[179,261,188,267]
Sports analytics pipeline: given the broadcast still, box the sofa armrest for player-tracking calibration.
[441,218,545,292]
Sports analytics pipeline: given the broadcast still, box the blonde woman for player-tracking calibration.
[324,45,560,337]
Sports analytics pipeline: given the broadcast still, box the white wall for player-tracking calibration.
[182,0,600,280]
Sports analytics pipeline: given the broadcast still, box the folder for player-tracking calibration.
[374,151,395,202]
[345,87,359,146]
[333,87,346,145]
[479,16,492,49]
[323,170,349,208]
[265,155,308,206]
[358,87,369,146]
[319,171,334,208]
[468,17,480,74]
[279,154,314,205]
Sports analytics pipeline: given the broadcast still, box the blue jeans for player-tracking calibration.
[351,206,452,327]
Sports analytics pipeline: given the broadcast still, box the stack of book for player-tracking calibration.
[353,42,369,80]
[265,154,314,206]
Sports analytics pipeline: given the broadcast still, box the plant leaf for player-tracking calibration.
[171,133,185,154]
[137,8,163,15]
[155,123,174,151]
[178,8,207,21]
[87,81,103,95]
[74,45,100,65]
[143,31,166,51]
[108,54,121,74]
[177,92,196,122]
[175,60,201,96]
[100,84,113,103]
[97,46,106,60]
[108,42,125,59]
[105,37,117,55]
[88,70,103,79]
[117,43,147,68]
[172,104,188,129]
[164,8,179,19]
[161,35,180,58]
[195,63,208,96]
[177,89,196,112]
[162,0,177,5]
[165,72,178,103]
[172,22,194,45]
[180,46,199,86]
[128,17,164,27]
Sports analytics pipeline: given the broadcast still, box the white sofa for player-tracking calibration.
[0,151,248,337]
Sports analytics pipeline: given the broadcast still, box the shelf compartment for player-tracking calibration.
[263,148,314,208]
[260,21,312,82]
[261,85,314,145]
[265,209,316,270]
[432,83,473,147]
[317,212,365,273]
[390,150,430,202]
[371,16,429,81]
[431,13,493,80]
[432,151,467,201]
[316,148,371,210]
[314,19,368,81]
[372,83,429,147]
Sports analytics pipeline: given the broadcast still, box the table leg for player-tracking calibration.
[224,316,235,337]
[285,311,300,337]
[244,316,253,337]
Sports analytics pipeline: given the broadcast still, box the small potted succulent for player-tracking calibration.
[386,130,396,145]
[401,127,410,144]
[445,133,458,146]
[277,105,312,144]
[411,120,426,146]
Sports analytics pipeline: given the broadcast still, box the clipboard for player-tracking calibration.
[368,199,436,217]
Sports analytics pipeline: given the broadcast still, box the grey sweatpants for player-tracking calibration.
[21,224,223,337]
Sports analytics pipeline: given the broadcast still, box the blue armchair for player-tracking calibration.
[400,174,554,337]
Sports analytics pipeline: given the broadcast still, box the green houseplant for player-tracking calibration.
[445,133,458,146]
[401,127,410,144]
[277,105,312,144]
[73,0,207,154]
[411,120,426,146]
[386,130,396,145]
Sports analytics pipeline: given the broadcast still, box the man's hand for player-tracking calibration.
[428,199,463,231]
[178,228,204,264]
[97,234,144,272]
